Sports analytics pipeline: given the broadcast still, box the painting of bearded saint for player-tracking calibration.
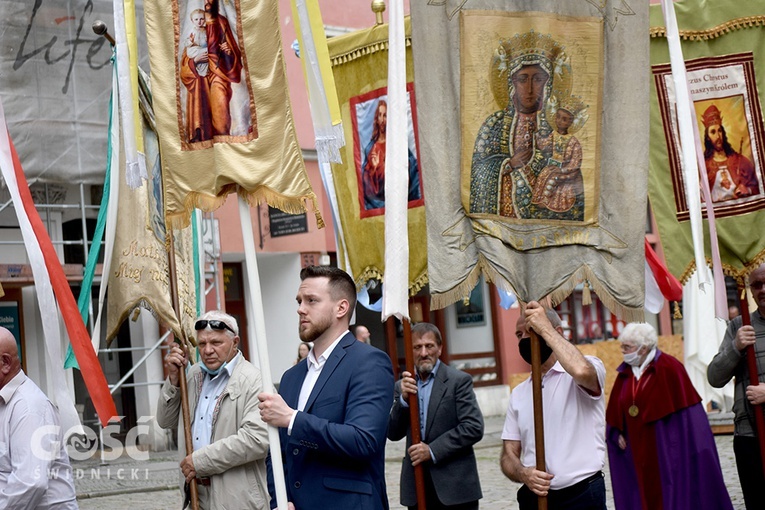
[177,0,255,148]
[354,91,422,213]
[469,33,589,222]
[699,103,759,203]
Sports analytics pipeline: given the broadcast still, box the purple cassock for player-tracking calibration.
[606,350,734,510]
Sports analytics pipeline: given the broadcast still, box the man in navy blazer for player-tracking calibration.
[259,265,394,510]
[388,322,483,509]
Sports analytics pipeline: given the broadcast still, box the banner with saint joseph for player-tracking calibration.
[412,1,648,320]
[144,0,321,228]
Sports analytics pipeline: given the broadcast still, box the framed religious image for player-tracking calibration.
[349,84,424,218]
[460,12,603,225]
[455,278,486,327]
[175,0,258,150]
[653,52,765,220]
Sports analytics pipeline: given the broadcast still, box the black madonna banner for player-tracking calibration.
[412,0,648,321]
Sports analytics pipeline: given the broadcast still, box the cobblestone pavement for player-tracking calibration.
[76,416,746,509]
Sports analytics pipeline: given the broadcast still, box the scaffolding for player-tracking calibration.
[0,181,220,455]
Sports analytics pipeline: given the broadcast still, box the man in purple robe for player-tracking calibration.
[607,323,732,510]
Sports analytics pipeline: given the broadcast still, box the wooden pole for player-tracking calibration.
[529,330,547,510]
[167,228,199,510]
[238,196,289,509]
[401,318,427,509]
[737,282,765,473]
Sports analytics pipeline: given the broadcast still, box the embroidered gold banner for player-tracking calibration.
[144,0,321,229]
[106,118,197,347]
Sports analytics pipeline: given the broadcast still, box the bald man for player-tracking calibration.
[0,326,78,509]
[353,325,371,344]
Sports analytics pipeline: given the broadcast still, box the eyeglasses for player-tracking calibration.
[195,320,236,335]
[750,281,765,290]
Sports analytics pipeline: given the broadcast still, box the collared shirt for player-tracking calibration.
[288,333,346,434]
[631,347,657,380]
[399,360,441,435]
[0,371,77,509]
[193,351,241,451]
[502,356,606,490]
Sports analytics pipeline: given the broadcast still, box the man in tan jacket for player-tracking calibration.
[157,311,269,509]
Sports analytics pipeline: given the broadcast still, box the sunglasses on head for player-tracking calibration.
[195,320,235,335]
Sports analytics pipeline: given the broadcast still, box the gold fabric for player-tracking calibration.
[105,119,197,347]
[327,18,428,293]
[144,0,321,229]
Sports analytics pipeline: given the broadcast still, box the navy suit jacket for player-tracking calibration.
[269,333,393,509]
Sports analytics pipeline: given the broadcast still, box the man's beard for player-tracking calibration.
[299,315,333,343]
[417,360,435,378]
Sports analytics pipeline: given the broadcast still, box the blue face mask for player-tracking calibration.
[200,359,227,377]
[199,342,236,377]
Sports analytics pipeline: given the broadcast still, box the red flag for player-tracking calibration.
[5,132,118,427]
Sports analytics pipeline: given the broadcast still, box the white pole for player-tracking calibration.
[238,196,289,510]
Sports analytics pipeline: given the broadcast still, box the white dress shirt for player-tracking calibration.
[0,371,78,509]
[502,356,606,490]
[193,351,241,451]
[288,333,346,434]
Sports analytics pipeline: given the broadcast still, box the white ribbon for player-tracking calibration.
[382,0,409,322]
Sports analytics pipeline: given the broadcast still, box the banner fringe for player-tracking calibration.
[315,123,346,164]
[678,249,765,287]
[330,37,412,67]
[546,265,645,323]
[650,15,765,41]
[357,266,428,296]
[165,187,324,230]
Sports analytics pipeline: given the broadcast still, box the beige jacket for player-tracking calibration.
[156,358,269,509]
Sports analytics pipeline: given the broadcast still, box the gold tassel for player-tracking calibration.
[673,301,682,319]
[582,280,592,306]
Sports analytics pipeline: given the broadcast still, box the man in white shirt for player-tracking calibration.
[157,311,269,509]
[0,326,78,509]
[500,302,606,510]
[258,265,393,510]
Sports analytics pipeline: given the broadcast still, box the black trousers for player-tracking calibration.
[407,468,479,510]
[517,472,606,510]
[734,435,765,510]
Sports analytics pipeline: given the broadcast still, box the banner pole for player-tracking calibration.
[529,330,548,510]
[401,318,427,509]
[238,196,289,510]
[167,227,199,510]
[737,282,765,473]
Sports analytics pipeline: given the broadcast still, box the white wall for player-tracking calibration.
[246,253,302,387]
[443,280,494,355]
[129,312,171,451]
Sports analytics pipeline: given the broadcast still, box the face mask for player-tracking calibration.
[200,342,236,377]
[200,360,227,377]
[623,349,642,366]
[518,337,553,365]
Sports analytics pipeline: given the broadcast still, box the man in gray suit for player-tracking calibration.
[388,322,484,509]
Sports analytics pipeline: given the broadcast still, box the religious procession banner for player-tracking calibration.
[143,0,321,229]
[105,111,197,347]
[649,1,765,283]
[326,18,428,293]
[411,1,648,320]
